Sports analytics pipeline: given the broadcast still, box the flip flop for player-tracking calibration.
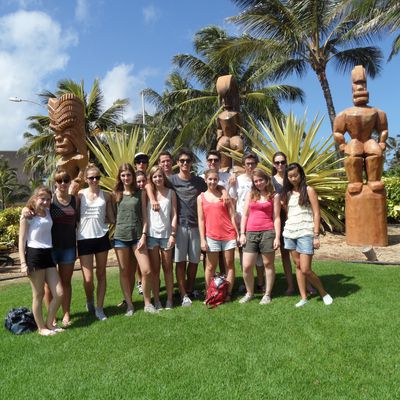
[39,329,56,337]
[51,326,65,333]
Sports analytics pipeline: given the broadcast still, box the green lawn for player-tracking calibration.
[1,261,399,400]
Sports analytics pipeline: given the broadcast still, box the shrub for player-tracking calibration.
[0,207,22,248]
[383,177,400,222]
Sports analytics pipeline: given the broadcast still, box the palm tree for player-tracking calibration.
[350,0,400,60]
[219,0,383,128]
[143,26,305,150]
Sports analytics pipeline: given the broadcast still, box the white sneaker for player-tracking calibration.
[295,299,308,308]
[239,293,254,304]
[181,295,192,307]
[95,307,107,321]
[125,308,134,317]
[322,294,333,305]
[144,304,158,314]
[259,294,272,305]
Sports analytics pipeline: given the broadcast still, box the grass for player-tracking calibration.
[1,260,400,400]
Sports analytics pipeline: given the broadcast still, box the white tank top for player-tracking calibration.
[147,189,172,238]
[26,208,53,248]
[77,189,109,240]
[283,192,314,239]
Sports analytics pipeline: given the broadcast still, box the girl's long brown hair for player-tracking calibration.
[113,163,137,204]
[250,168,274,200]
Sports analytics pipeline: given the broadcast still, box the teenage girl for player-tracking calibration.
[77,164,115,321]
[198,169,238,300]
[146,166,177,310]
[19,186,64,336]
[113,163,157,315]
[135,170,147,295]
[239,168,281,304]
[47,171,78,326]
[281,163,333,307]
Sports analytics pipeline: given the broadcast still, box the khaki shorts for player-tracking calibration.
[243,230,275,254]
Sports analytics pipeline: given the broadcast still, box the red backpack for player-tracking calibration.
[205,275,229,308]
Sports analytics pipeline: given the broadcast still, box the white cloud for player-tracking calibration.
[101,63,158,122]
[142,5,160,24]
[75,0,89,23]
[0,10,77,150]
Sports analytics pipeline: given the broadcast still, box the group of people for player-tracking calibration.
[19,148,333,336]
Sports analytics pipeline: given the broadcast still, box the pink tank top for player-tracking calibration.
[201,193,236,241]
[246,197,274,231]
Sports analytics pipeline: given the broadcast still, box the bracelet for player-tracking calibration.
[142,232,147,236]
[240,232,245,235]
[170,233,176,238]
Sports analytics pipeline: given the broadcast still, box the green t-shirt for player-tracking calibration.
[114,192,143,241]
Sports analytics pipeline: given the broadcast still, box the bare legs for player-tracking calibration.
[281,247,295,294]
[115,247,136,312]
[149,247,174,305]
[29,268,63,336]
[242,252,275,297]
[79,251,108,312]
[290,251,328,300]
[134,245,152,307]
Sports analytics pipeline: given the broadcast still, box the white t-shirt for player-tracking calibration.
[229,173,252,219]
[26,208,53,248]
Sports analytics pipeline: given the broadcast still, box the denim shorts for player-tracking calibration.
[206,237,237,252]
[113,238,139,248]
[147,236,170,250]
[52,247,76,265]
[284,235,314,255]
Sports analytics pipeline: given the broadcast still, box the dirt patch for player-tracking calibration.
[1,225,399,285]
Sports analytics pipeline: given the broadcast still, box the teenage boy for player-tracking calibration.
[134,152,149,173]
[158,151,173,177]
[229,152,264,291]
[169,148,207,306]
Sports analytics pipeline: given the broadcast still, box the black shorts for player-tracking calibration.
[26,247,55,273]
[77,232,111,256]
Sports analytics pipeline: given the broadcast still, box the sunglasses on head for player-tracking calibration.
[56,179,70,184]
[274,161,286,166]
[88,175,101,181]
[179,158,192,164]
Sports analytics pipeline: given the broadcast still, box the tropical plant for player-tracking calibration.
[143,26,305,150]
[219,0,383,129]
[0,206,22,247]
[351,0,400,60]
[383,176,400,222]
[225,111,346,231]
[0,158,29,210]
[86,127,169,192]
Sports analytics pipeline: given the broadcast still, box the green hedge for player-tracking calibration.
[0,207,22,249]
[384,177,400,222]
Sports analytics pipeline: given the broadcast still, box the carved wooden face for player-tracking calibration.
[54,128,76,156]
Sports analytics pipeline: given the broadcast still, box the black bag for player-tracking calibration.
[4,307,37,335]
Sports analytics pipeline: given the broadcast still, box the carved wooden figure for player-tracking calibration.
[333,65,388,246]
[216,75,244,171]
[48,94,88,195]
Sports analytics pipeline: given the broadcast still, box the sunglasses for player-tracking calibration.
[136,159,148,164]
[88,175,101,181]
[56,179,70,184]
[179,158,192,164]
[274,161,286,166]
[207,158,219,163]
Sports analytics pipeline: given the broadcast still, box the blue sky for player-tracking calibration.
[1,0,399,152]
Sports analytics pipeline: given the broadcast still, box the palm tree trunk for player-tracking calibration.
[315,68,341,157]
